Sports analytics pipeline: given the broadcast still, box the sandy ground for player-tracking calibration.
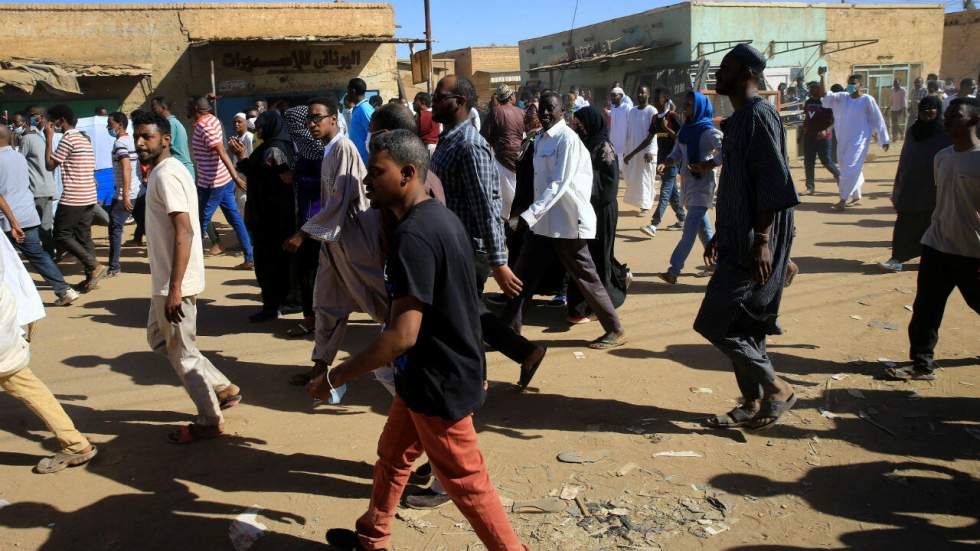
[0,146,977,551]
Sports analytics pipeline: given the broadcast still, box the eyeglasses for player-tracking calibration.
[306,114,333,124]
[432,92,463,103]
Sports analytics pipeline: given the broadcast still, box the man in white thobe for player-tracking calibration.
[819,70,889,209]
[622,86,659,211]
[608,87,631,173]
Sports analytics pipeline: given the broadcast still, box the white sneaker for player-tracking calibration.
[879,259,903,272]
[640,224,657,237]
[54,288,80,306]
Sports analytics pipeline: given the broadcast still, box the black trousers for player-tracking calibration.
[293,237,320,318]
[908,245,980,371]
[252,233,292,313]
[53,204,100,273]
[473,251,538,364]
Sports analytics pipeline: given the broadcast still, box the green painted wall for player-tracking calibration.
[691,4,828,81]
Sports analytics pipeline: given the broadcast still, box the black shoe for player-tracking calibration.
[279,303,303,315]
[325,528,378,551]
[404,487,452,510]
[249,309,278,323]
[409,462,433,484]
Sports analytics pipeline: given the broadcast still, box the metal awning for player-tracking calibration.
[0,58,151,95]
[189,35,427,47]
[528,42,680,73]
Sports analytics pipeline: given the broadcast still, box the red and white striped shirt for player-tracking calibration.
[191,113,231,189]
[52,129,97,206]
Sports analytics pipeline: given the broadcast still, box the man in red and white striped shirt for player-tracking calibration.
[188,96,254,269]
[44,104,107,291]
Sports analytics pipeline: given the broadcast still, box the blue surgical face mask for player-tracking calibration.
[14,126,25,136]
[30,118,41,127]
[108,129,119,138]
[846,84,858,94]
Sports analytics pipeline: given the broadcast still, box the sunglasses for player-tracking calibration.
[432,92,463,103]
[305,114,334,124]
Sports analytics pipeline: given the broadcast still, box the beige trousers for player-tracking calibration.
[1,368,91,453]
[147,295,231,426]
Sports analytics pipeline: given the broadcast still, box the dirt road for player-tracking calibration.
[0,146,977,550]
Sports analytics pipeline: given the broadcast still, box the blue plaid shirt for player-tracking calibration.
[429,122,507,265]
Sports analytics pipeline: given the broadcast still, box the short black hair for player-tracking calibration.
[109,111,128,128]
[540,90,563,109]
[949,96,978,121]
[133,111,171,136]
[129,108,149,121]
[307,96,340,116]
[371,103,418,133]
[831,84,845,93]
[414,92,432,107]
[348,78,367,96]
[369,95,383,109]
[848,74,863,83]
[150,96,171,110]
[368,129,429,183]
[451,76,478,109]
[47,104,77,126]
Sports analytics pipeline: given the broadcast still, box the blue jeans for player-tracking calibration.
[107,199,131,273]
[8,226,69,296]
[198,183,254,262]
[668,205,713,276]
[651,166,685,226]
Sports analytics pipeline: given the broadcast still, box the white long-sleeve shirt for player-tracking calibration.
[520,119,596,239]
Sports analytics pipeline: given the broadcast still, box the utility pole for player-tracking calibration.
[424,0,433,93]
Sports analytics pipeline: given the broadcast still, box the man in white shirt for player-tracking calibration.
[818,70,890,209]
[134,112,241,444]
[500,92,626,350]
[568,86,590,112]
[608,86,631,172]
[228,112,254,213]
[889,80,908,140]
[622,85,659,212]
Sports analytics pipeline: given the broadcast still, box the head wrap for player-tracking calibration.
[251,110,293,164]
[677,91,715,179]
[233,112,247,121]
[611,87,625,96]
[909,95,944,142]
[495,84,514,103]
[573,106,608,154]
[726,43,767,73]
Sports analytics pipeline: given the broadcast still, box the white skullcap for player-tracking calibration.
[233,112,247,121]
[611,87,625,95]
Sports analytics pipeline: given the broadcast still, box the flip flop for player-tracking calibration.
[588,332,627,350]
[746,393,798,431]
[702,407,755,428]
[286,323,314,338]
[884,365,936,381]
[518,347,546,390]
[168,424,223,445]
[511,498,567,514]
[557,449,609,464]
[219,393,242,410]
[35,446,98,474]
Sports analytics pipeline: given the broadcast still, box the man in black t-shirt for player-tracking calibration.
[311,130,528,551]
[801,81,840,195]
[625,88,687,237]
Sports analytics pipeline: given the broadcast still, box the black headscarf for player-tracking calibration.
[573,106,611,156]
[251,110,293,163]
[909,95,943,142]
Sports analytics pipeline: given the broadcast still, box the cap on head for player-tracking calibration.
[726,43,767,73]
[495,84,514,103]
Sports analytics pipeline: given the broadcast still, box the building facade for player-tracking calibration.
[433,46,521,106]
[0,2,405,131]
[941,10,980,84]
[520,1,944,109]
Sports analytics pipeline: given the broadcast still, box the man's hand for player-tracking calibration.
[227,138,245,159]
[234,174,247,191]
[492,264,523,298]
[882,143,890,152]
[44,121,55,139]
[165,290,185,324]
[751,239,773,284]
[818,66,827,76]
[10,226,25,243]
[123,198,134,213]
[689,161,715,173]
[283,231,305,253]
[656,163,666,176]
[623,153,633,165]
[644,153,655,164]
[306,367,344,400]
[703,235,718,266]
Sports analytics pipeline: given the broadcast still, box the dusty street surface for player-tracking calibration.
[1,147,977,550]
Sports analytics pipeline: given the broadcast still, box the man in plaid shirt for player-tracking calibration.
[429,75,546,391]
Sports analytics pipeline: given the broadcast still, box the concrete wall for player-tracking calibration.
[434,47,520,79]
[519,2,692,101]
[0,2,398,125]
[823,3,945,85]
[941,10,980,83]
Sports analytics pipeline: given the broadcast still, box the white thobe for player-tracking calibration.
[0,233,44,327]
[821,92,889,201]
[608,103,630,170]
[623,105,659,209]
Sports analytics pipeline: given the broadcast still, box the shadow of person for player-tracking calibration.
[710,460,980,549]
[0,482,315,550]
